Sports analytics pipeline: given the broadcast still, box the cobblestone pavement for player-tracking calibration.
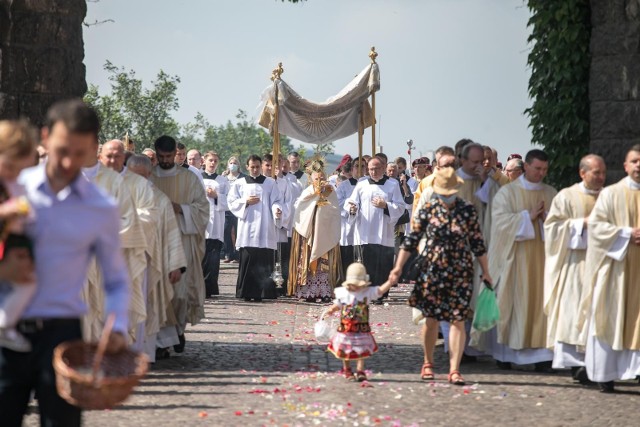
[25,265,640,426]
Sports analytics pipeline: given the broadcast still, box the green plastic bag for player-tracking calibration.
[472,282,499,332]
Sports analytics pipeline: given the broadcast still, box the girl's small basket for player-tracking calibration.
[52,315,149,410]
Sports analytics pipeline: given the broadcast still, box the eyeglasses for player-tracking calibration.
[505,168,522,173]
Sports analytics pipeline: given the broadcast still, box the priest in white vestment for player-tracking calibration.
[151,136,209,353]
[82,143,147,344]
[288,160,342,301]
[346,157,404,303]
[582,146,640,392]
[488,149,557,370]
[201,152,229,297]
[101,140,157,351]
[543,155,605,381]
[228,155,283,301]
[128,155,187,362]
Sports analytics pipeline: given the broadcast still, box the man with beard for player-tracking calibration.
[151,136,209,353]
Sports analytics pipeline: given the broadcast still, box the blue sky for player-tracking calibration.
[84,0,535,163]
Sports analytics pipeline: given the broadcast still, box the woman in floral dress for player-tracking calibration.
[389,167,492,385]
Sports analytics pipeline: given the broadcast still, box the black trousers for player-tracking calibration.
[202,239,223,296]
[0,318,82,427]
[223,212,239,261]
[362,244,394,298]
[340,245,355,279]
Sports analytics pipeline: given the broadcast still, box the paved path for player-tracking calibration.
[26,265,640,426]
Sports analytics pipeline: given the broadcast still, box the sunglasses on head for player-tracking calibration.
[507,154,522,161]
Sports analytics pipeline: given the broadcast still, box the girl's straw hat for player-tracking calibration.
[342,262,370,288]
[432,167,464,196]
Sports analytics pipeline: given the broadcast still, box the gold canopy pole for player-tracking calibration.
[271,63,284,178]
[369,47,378,155]
[358,111,364,176]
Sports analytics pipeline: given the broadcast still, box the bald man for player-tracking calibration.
[82,139,146,344]
[187,149,203,170]
[101,140,157,350]
[544,155,606,382]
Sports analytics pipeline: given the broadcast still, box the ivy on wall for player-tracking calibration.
[525,1,591,189]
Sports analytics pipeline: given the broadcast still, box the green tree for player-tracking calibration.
[84,61,180,144]
[180,110,297,166]
[526,1,591,189]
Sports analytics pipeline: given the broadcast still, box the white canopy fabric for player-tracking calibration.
[258,63,379,144]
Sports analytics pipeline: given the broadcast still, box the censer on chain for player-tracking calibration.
[272,218,284,288]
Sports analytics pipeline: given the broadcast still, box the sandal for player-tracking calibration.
[356,371,367,382]
[448,370,465,386]
[421,363,435,381]
[343,367,355,381]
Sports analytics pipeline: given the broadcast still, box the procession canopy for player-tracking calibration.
[258,62,380,144]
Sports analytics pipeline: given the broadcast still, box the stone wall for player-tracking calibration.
[590,0,640,182]
[0,0,87,126]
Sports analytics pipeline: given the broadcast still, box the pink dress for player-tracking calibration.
[327,286,379,360]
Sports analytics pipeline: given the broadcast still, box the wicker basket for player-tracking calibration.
[52,315,149,410]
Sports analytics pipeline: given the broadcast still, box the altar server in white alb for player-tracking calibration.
[201,151,228,298]
[543,155,605,382]
[346,157,404,303]
[228,155,283,302]
[336,157,366,278]
[263,154,293,293]
[582,145,640,393]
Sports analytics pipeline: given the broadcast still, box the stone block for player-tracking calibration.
[590,137,640,164]
[591,0,626,27]
[0,92,20,119]
[590,54,640,101]
[9,0,86,16]
[3,45,86,95]
[18,93,66,126]
[10,11,84,47]
[590,22,640,56]
[590,101,640,139]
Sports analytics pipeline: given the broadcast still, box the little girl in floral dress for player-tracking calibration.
[322,262,394,381]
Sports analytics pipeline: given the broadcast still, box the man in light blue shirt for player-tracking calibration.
[0,100,130,427]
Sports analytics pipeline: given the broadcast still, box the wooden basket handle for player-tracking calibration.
[92,313,115,386]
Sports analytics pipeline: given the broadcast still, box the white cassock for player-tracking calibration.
[582,177,640,382]
[228,174,283,300]
[286,173,303,238]
[345,176,404,287]
[202,172,229,241]
[81,163,147,343]
[291,169,308,188]
[151,165,209,330]
[228,175,283,250]
[485,175,557,364]
[543,182,598,368]
[336,178,359,247]
[274,176,293,244]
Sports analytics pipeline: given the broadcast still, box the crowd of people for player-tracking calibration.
[0,99,638,424]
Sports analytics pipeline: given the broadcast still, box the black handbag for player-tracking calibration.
[395,209,410,226]
[405,244,428,282]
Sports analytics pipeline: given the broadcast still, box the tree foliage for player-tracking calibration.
[525,1,591,189]
[84,61,180,143]
[84,61,299,165]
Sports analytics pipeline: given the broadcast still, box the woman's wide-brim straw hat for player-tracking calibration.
[342,262,371,288]
[432,167,464,196]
